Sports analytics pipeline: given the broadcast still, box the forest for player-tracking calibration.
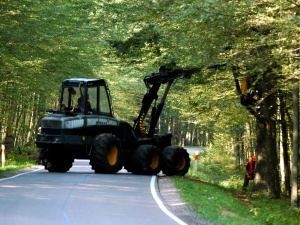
[0,0,299,207]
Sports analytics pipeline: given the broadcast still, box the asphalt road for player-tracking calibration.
[185,147,204,154]
[0,160,187,225]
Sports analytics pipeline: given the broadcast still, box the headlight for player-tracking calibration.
[38,127,42,134]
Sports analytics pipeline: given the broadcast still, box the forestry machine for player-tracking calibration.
[35,63,212,175]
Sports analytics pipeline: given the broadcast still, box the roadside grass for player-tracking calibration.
[173,150,300,225]
[0,150,37,174]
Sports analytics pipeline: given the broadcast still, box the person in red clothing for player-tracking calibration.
[242,155,256,191]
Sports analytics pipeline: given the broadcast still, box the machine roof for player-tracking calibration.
[62,78,106,86]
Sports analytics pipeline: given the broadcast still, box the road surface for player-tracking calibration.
[186,147,204,154]
[0,160,187,225]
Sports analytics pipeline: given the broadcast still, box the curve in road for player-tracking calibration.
[0,163,186,225]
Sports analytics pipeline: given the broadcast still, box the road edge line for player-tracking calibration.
[0,167,43,182]
[150,175,187,225]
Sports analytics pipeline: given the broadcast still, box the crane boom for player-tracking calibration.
[133,63,225,139]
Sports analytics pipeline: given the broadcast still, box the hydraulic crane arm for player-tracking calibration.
[133,62,225,139]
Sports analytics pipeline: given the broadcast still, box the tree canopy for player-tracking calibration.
[1,0,299,200]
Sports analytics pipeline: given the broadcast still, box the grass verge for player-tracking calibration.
[0,151,36,174]
[173,151,300,225]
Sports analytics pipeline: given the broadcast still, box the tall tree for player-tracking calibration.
[291,78,299,207]
[278,90,291,196]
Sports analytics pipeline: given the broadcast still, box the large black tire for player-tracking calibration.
[161,146,190,176]
[39,147,74,172]
[130,145,161,175]
[90,133,122,174]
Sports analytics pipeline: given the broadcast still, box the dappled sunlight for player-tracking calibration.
[0,161,168,225]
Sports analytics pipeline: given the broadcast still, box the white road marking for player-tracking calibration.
[1,168,188,225]
[0,167,43,182]
[150,176,188,225]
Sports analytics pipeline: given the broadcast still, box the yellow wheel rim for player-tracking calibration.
[150,153,159,169]
[176,154,186,171]
[107,145,118,166]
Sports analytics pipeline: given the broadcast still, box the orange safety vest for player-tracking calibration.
[248,160,256,171]
[246,159,256,179]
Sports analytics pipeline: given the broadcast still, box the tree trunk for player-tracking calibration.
[233,66,281,197]
[5,115,14,150]
[234,135,241,166]
[193,128,199,146]
[255,120,269,191]
[266,119,281,198]
[291,78,299,207]
[244,122,253,161]
[279,90,291,196]
[255,92,281,198]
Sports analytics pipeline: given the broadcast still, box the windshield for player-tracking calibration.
[61,87,80,109]
[60,85,112,115]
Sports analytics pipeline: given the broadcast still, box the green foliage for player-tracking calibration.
[189,147,242,189]
[1,0,299,200]
[174,147,300,224]
[0,151,36,174]
[108,24,161,60]
[174,175,300,225]
[0,0,128,146]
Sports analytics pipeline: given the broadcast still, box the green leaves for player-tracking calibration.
[1,0,299,150]
[0,0,102,146]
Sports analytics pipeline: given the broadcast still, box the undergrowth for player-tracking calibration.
[0,146,37,174]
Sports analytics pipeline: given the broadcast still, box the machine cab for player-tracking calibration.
[60,78,113,117]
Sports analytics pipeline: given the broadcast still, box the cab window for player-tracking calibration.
[61,87,78,109]
[87,87,97,114]
[99,86,111,114]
